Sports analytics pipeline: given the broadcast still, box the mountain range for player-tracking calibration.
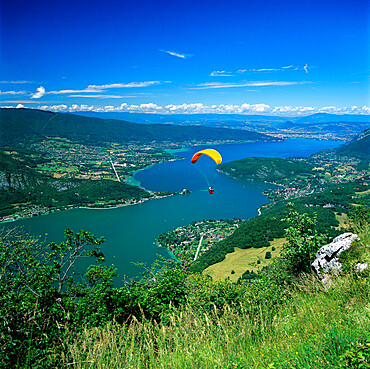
[0,108,278,147]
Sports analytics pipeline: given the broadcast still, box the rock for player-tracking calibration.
[311,232,360,279]
[356,263,368,272]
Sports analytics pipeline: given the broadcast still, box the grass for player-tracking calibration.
[60,272,369,368]
[56,227,369,368]
[204,238,284,282]
[335,212,349,230]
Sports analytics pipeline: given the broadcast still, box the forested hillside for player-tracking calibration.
[217,157,314,182]
[0,152,150,218]
[336,127,370,157]
[0,108,278,147]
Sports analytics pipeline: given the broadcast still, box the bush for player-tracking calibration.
[265,251,272,259]
[281,204,326,276]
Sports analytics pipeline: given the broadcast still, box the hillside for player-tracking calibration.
[336,127,370,157]
[0,151,150,219]
[0,108,278,147]
[217,157,314,182]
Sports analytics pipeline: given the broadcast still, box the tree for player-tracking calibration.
[0,228,105,368]
[281,204,326,276]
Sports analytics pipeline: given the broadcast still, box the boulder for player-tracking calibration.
[311,232,360,280]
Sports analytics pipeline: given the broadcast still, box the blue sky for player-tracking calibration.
[1,0,369,116]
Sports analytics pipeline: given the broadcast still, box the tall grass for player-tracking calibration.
[60,270,369,369]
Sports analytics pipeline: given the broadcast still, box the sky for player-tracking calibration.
[0,0,369,116]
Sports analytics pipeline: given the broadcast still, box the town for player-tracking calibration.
[157,218,243,259]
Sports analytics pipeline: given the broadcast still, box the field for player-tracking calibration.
[335,212,349,230]
[204,238,285,282]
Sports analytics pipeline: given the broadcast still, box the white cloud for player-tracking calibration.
[304,64,308,74]
[0,80,34,84]
[210,71,234,77]
[159,49,189,59]
[29,103,370,117]
[87,81,163,89]
[31,86,46,99]
[0,90,27,95]
[0,100,41,104]
[236,65,305,73]
[254,68,280,72]
[47,87,102,94]
[38,104,68,112]
[68,94,129,98]
[16,104,25,109]
[192,81,307,89]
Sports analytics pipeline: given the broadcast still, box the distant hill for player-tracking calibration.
[295,113,370,124]
[217,157,314,182]
[336,128,370,157]
[0,108,278,147]
[75,111,370,125]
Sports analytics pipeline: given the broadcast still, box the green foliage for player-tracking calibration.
[191,214,286,272]
[218,156,314,182]
[265,251,272,259]
[349,205,370,230]
[337,128,370,157]
[281,204,326,276]
[340,339,370,368]
[0,151,150,218]
[0,228,105,368]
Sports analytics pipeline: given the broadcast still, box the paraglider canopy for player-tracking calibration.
[191,149,222,165]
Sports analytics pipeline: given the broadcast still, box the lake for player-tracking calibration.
[1,139,341,283]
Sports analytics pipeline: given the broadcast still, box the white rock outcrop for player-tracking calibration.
[311,232,360,279]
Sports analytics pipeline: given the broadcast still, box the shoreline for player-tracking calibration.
[1,139,290,225]
[0,191,182,225]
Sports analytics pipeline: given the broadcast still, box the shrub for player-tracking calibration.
[281,204,326,276]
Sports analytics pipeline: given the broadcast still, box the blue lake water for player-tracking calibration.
[1,139,342,283]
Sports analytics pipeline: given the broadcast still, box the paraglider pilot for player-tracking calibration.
[191,149,222,196]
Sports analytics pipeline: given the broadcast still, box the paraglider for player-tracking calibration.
[191,149,222,194]
[191,149,222,165]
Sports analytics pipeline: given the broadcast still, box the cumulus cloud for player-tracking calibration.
[31,103,370,117]
[31,86,46,99]
[159,49,189,59]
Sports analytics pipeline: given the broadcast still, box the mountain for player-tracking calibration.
[336,128,370,157]
[295,113,370,124]
[75,111,370,125]
[0,108,278,147]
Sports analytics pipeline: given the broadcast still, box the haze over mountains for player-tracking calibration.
[51,110,370,140]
